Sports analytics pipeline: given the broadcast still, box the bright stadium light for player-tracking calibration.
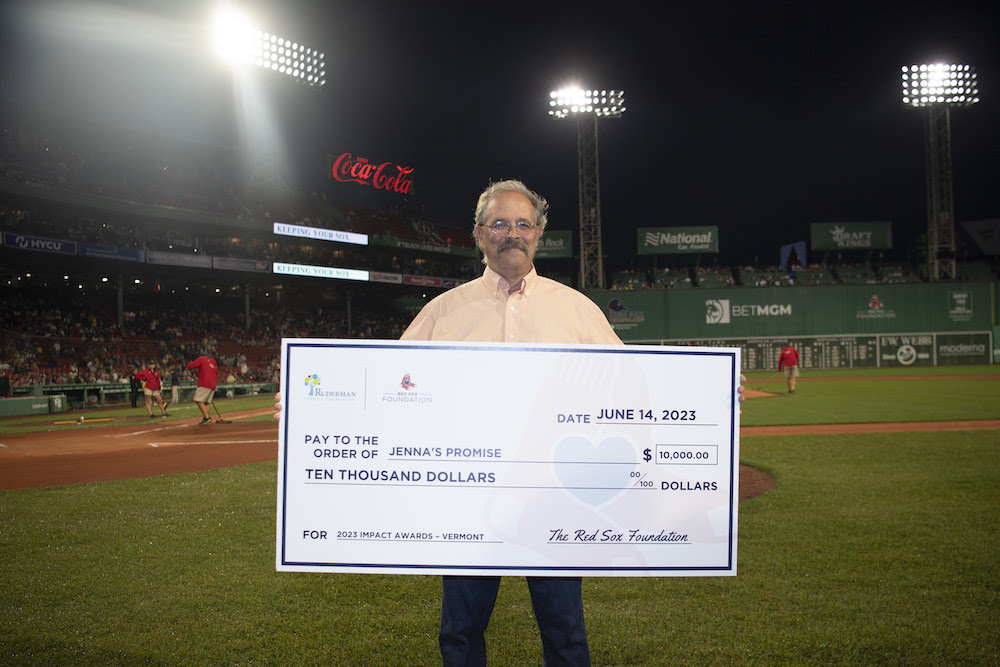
[213,6,326,87]
[548,85,626,290]
[549,88,626,119]
[901,63,979,107]
[902,62,981,281]
[213,6,256,61]
[212,5,328,191]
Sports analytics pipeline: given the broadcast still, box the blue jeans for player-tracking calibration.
[439,576,591,666]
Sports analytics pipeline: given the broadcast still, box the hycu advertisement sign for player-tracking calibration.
[329,152,414,194]
[810,222,892,251]
[638,226,718,255]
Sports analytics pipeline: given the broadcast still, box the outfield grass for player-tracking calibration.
[741,364,1000,427]
[1,367,998,664]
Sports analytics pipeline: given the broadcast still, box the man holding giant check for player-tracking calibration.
[277,180,745,666]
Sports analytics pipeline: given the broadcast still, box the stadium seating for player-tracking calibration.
[876,263,921,284]
[694,267,735,288]
[790,265,834,286]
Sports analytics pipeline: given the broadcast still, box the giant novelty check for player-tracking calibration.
[276,339,741,577]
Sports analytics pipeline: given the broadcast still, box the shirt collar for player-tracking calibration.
[483,265,539,298]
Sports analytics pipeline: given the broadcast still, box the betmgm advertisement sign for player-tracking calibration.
[638,226,718,255]
[705,298,791,325]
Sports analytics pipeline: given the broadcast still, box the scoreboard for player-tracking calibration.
[665,332,990,371]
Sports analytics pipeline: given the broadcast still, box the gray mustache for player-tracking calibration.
[498,239,529,253]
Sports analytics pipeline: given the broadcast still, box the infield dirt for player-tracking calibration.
[3,406,998,497]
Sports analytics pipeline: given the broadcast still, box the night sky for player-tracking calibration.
[2,0,998,270]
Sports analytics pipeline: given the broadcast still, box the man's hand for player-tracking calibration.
[274,392,282,421]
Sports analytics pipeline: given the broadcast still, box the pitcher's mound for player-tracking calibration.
[744,388,781,398]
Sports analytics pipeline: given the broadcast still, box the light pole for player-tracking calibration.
[901,63,979,281]
[549,87,625,290]
[212,7,326,329]
[213,6,326,191]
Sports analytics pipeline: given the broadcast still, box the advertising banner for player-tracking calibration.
[370,272,403,284]
[638,226,719,255]
[664,332,991,371]
[878,333,934,367]
[595,291,669,340]
[934,332,993,366]
[961,219,1000,255]
[273,263,369,282]
[273,222,368,246]
[535,231,573,259]
[587,283,993,342]
[402,275,442,287]
[810,222,892,251]
[146,250,212,268]
[3,233,77,255]
[213,257,271,273]
[370,237,478,257]
[78,243,145,263]
[328,152,414,195]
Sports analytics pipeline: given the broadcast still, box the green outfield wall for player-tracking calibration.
[588,281,996,370]
[5,382,276,413]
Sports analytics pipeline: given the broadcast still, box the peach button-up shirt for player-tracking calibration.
[400,266,623,345]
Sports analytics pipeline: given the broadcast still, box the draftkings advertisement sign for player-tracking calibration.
[810,222,892,251]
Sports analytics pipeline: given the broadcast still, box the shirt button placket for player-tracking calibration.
[506,300,518,341]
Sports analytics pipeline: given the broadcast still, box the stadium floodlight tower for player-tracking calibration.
[213,6,326,191]
[549,87,625,290]
[214,7,326,88]
[901,63,979,281]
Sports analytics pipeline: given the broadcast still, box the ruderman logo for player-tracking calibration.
[304,373,321,395]
[302,372,357,401]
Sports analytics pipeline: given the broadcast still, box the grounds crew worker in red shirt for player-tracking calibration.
[778,343,800,394]
[187,355,219,425]
[135,363,168,418]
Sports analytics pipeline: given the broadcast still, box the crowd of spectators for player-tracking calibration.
[1,118,477,280]
[0,116,460,393]
[610,267,695,290]
[3,116,994,399]
[0,198,478,283]
[0,282,413,389]
[606,260,948,290]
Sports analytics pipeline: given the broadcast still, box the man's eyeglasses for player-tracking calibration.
[479,220,538,235]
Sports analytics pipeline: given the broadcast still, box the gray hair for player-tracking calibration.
[473,179,549,233]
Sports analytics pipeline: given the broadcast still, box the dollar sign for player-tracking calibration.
[643,448,652,463]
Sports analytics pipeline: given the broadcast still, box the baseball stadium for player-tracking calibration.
[2,2,999,665]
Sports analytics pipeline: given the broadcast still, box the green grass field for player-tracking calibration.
[0,395,277,436]
[1,367,998,665]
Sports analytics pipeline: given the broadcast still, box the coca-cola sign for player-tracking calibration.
[330,152,414,194]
